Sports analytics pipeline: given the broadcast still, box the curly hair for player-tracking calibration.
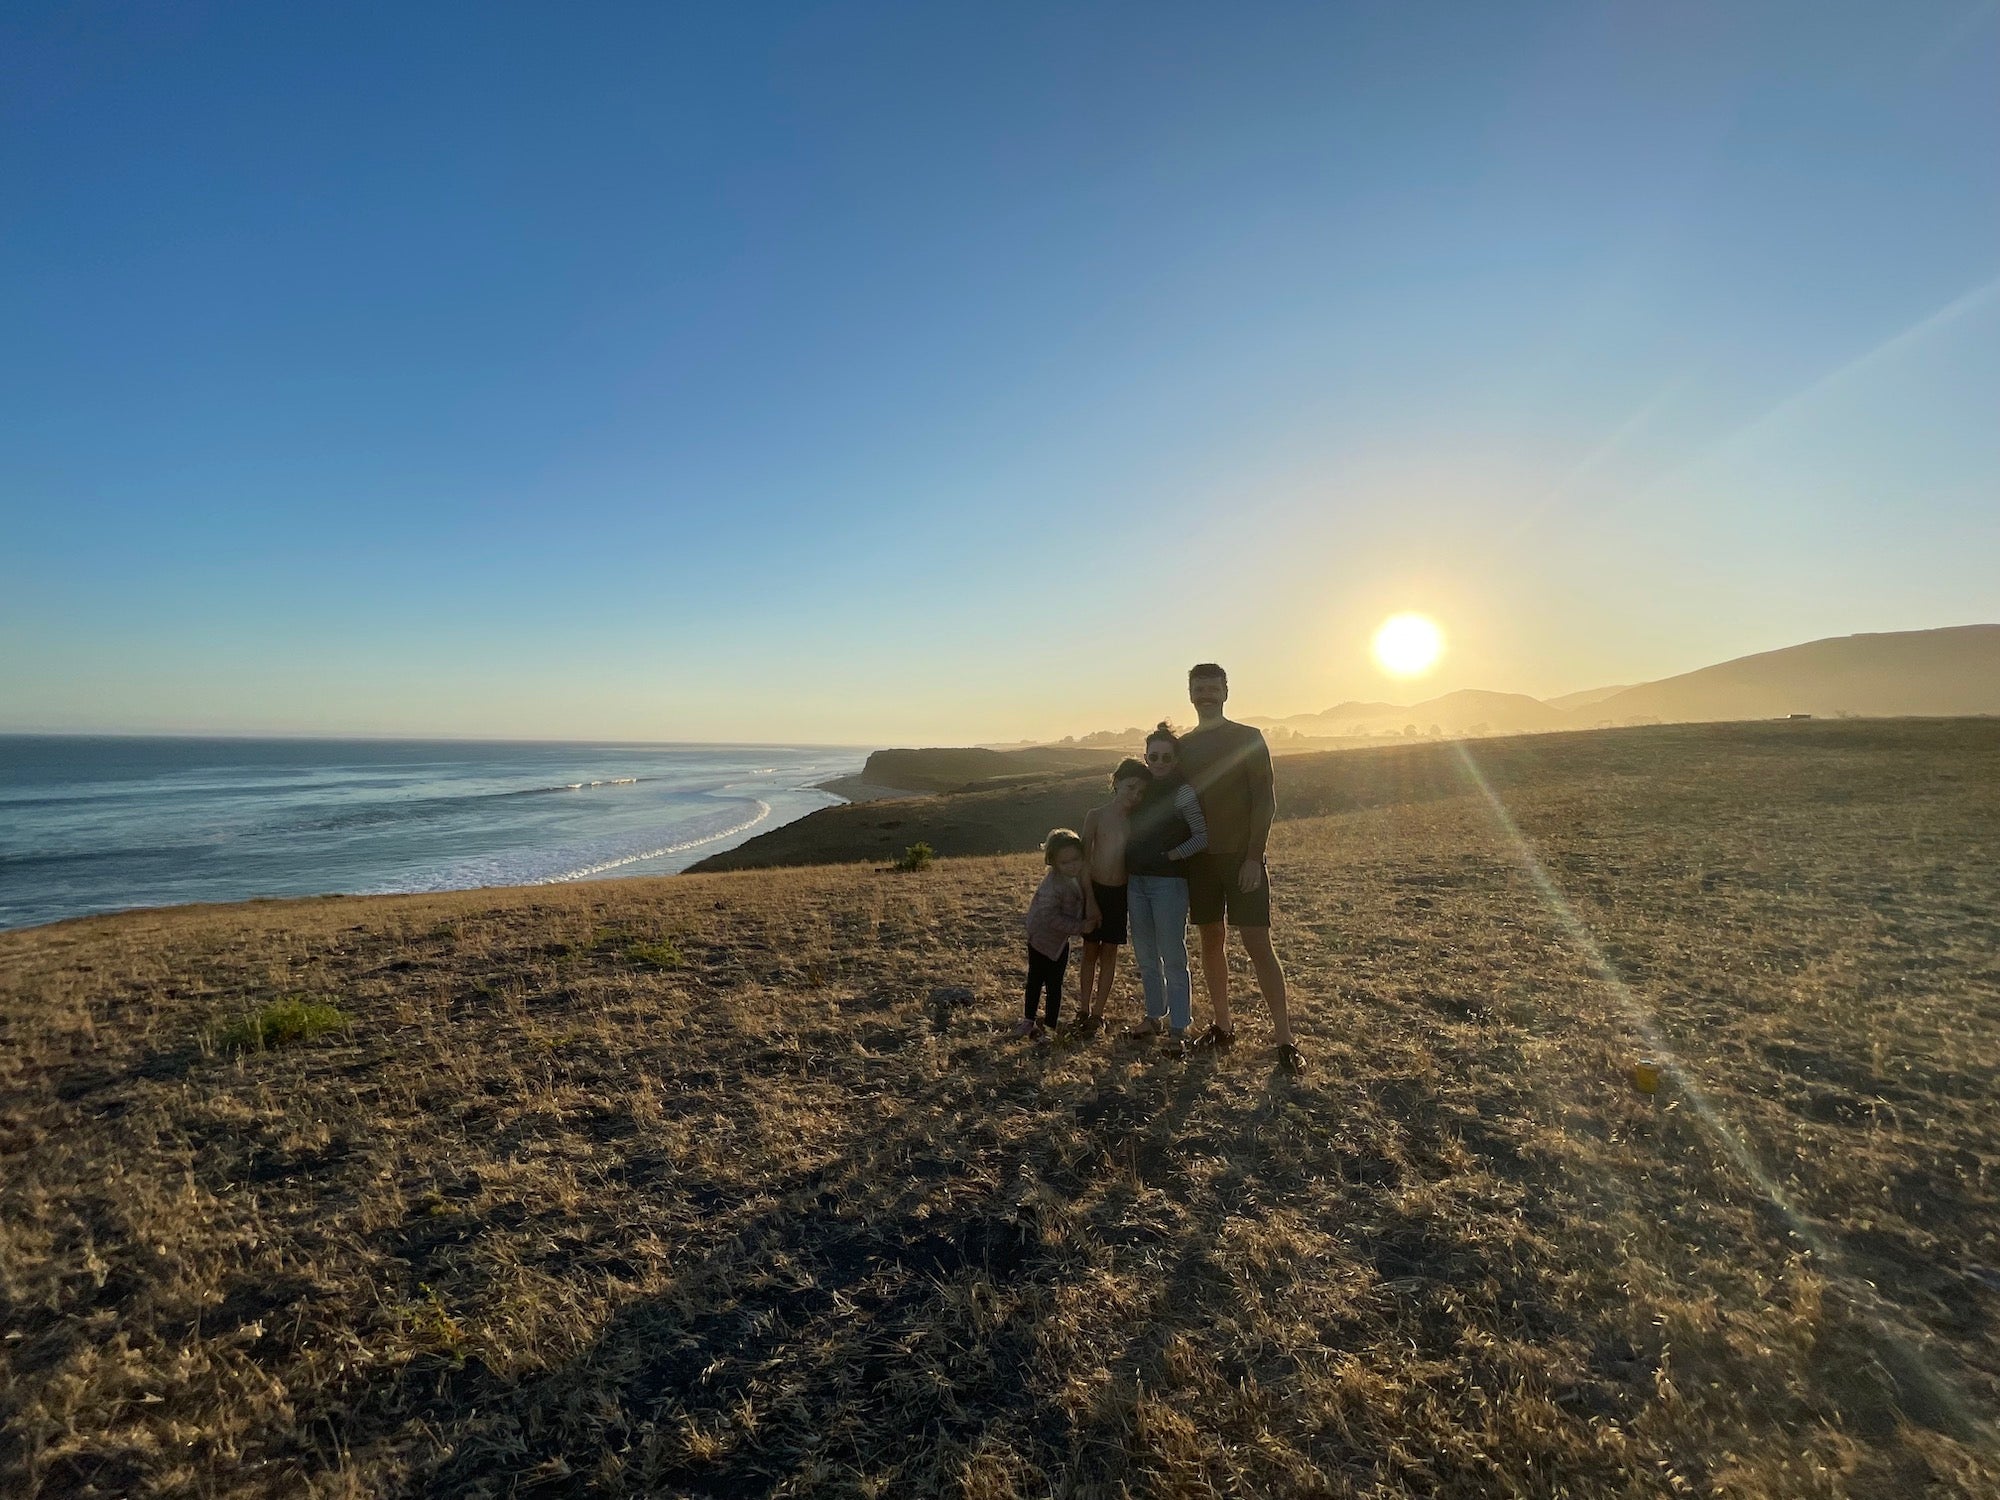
[1042,828,1084,865]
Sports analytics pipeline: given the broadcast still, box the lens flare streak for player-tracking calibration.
[1448,740,1993,1450]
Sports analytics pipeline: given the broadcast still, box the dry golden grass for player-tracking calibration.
[2,721,1996,1498]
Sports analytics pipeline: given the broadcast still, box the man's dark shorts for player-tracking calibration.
[1188,850,1272,928]
[1085,880,1129,945]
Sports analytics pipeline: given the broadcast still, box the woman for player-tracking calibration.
[1122,723,1209,1052]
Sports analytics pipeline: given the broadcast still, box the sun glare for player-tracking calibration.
[1372,612,1445,678]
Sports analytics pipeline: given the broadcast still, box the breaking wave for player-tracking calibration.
[369,798,774,894]
[540,800,773,882]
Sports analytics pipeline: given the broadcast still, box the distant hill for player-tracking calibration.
[1584,625,2000,725]
[851,744,1123,794]
[1545,684,1631,711]
[1018,623,2000,754]
[1253,688,1567,737]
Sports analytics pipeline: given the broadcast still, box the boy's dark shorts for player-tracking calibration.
[1187,850,1272,928]
[1085,881,1128,945]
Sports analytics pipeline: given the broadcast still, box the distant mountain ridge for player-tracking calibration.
[1581,625,2000,725]
[1260,688,1570,738]
[1220,624,1998,740]
[1544,684,1632,712]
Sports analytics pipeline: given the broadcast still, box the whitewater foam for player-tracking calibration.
[540,800,773,882]
[365,798,778,894]
[1,738,868,930]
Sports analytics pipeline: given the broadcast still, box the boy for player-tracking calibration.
[1073,758,1150,1031]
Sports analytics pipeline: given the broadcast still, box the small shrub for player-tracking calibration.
[217,996,349,1052]
[625,938,684,970]
[895,842,936,872]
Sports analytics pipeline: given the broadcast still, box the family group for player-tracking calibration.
[1021,663,1302,1068]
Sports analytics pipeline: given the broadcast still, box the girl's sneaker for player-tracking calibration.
[1010,1017,1037,1039]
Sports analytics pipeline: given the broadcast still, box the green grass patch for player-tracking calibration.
[623,937,684,970]
[398,1284,470,1365]
[216,996,350,1052]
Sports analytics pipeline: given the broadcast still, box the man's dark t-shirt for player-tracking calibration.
[1178,719,1275,856]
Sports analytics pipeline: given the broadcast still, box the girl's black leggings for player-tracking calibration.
[1025,943,1069,1026]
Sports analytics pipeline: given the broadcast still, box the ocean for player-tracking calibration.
[0,736,868,932]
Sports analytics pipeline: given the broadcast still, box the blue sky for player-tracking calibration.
[4,1,1996,742]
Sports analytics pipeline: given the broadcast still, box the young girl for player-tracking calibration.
[1123,724,1209,1053]
[1019,828,1092,1038]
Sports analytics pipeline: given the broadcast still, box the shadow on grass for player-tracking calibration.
[359,1027,1623,1499]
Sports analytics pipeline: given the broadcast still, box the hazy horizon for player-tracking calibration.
[5,4,1996,743]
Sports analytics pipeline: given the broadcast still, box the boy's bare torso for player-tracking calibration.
[1084,804,1131,886]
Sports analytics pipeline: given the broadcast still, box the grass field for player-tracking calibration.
[3,721,1997,1497]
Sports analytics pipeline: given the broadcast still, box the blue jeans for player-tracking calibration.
[1126,874,1191,1031]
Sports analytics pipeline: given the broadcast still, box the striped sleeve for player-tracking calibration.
[1167,783,1209,861]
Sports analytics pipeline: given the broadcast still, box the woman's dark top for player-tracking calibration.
[1125,774,1209,878]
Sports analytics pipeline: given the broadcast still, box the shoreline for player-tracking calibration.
[0,745,874,933]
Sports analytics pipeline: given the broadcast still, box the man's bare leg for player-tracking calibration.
[1076,944,1104,1021]
[1091,947,1120,1019]
[1239,925,1293,1048]
[1198,921,1233,1033]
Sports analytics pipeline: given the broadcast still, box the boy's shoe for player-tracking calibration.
[1275,1042,1305,1073]
[1191,1024,1236,1051]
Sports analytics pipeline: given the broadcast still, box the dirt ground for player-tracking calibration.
[3,721,1996,1497]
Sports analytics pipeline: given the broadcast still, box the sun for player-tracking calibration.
[1372,612,1445,678]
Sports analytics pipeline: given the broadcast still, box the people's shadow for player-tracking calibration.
[375,989,1548,1499]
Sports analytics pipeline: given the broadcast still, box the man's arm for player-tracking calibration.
[1246,732,1275,859]
[1238,731,1276,893]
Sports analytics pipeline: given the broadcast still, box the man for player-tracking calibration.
[1176,663,1302,1069]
